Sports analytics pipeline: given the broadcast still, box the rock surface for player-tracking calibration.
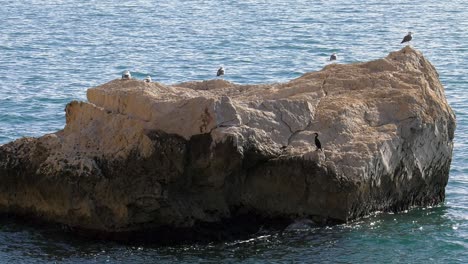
[0,47,456,242]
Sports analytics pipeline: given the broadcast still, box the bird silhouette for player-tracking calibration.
[217,66,225,77]
[401,32,412,44]
[314,133,322,151]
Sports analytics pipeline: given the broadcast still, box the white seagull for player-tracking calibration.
[144,75,152,83]
[122,70,131,80]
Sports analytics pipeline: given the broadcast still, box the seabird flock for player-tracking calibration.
[120,32,412,151]
[121,31,413,82]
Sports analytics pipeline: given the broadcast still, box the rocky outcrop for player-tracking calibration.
[0,47,456,242]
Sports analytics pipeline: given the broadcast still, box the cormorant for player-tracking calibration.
[401,32,412,44]
[217,66,225,77]
[314,133,322,151]
[122,70,131,80]
[144,75,152,83]
[330,53,337,61]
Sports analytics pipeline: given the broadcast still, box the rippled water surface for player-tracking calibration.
[0,0,467,263]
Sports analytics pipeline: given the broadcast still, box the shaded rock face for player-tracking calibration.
[0,47,456,242]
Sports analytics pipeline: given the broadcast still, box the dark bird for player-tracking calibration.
[314,132,322,151]
[217,66,225,77]
[401,32,412,44]
[330,53,337,61]
[121,70,131,80]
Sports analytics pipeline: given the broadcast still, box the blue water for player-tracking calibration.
[0,0,467,263]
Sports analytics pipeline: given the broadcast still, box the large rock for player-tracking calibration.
[0,47,456,242]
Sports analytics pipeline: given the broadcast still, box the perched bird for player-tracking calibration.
[144,75,152,83]
[121,70,131,80]
[314,133,322,151]
[401,32,412,44]
[330,53,337,61]
[217,66,225,77]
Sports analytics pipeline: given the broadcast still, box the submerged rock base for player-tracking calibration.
[0,47,455,243]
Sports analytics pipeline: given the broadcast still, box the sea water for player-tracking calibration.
[0,0,467,263]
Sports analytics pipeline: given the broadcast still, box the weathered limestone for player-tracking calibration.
[0,47,455,242]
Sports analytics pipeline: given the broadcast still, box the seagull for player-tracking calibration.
[401,32,413,44]
[314,133,322,151]
[121,70,131,80]
[330,53,337,61]
[217,66,225,77]
[144,75,152,83]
